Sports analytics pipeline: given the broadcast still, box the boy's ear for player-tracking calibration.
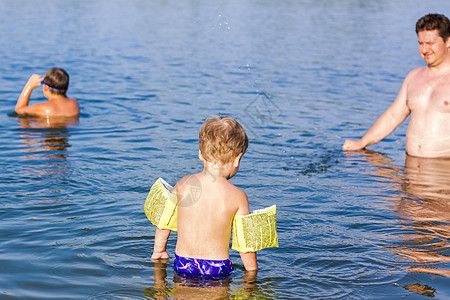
[199,150,205,162]
[233,153,243,167]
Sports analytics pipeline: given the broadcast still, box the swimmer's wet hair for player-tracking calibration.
[199,116,248,165]
[44,68,69,96]
[416,13,450,41]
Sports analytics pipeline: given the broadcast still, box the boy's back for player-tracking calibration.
[21,96,79,118]
[174,172,249,260]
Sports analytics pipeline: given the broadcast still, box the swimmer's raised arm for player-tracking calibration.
[343,74,411,151]
[15,74,43,115]
[151,228,170,261]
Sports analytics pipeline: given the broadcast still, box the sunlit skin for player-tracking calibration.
[15,74,79,118]
[419,30,449,67]
[343,29,450,157]
[151,152,257,271]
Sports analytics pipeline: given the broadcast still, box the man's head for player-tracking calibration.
[416,13,450,42]
[43,68,69,96]
[199,116,248,165]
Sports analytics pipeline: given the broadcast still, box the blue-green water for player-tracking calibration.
[1,1,450,299]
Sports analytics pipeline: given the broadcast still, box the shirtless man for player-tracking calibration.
[15,68,79,118]
[343,14,450,158]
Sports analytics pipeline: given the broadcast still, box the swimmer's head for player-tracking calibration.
[199,116,248,165]
[43,68,69,96]
[416,13,450,42]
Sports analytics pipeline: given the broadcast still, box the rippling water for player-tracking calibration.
[1,0,450,299]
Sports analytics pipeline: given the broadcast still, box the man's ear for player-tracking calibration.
[233,153,243,167]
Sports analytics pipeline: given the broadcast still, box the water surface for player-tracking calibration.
[1,0,450,299]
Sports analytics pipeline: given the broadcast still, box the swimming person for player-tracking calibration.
[151,116,257,279]
[343,13,450,158]
[15,68,79,118]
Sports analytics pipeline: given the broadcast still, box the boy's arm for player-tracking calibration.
[15,74,44,115]
[151,228,171,261]
[240,251,258,271]
[150,181,182,261]
[236,189,258,271]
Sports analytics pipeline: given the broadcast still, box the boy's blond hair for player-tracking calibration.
[199,116,248,165]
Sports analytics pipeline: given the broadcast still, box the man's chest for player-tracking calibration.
[407,75,450,113]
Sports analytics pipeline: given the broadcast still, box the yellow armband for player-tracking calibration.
[232,205,278,252]
[143,178,178,231]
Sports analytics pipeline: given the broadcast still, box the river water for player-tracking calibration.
[1,0,450,299]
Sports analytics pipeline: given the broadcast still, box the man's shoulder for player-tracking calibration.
[407,66,426,78]
[402,66,427,85]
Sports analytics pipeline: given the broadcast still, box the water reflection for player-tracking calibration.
[17,116,76,156]
[397,155,450,277]
[144,261,262,299]
[15,115,78,176]
[355,151,450,295]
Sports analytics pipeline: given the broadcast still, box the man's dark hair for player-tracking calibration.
[416,13,450,41]
[44,68,69,96]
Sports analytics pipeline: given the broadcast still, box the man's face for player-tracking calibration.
[418,29,450,67]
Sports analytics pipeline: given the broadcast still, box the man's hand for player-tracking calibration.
[343,139,365,151]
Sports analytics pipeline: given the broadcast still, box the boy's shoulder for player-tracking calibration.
[54,97,80,115]
[223,180,247,198]
[216,178,248,208]
[176,173,200,187]
[16,101,51,116]
[173,173,203,196]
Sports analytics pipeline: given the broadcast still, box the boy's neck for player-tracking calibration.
[47,94,67,102]
[202,162,230,180]
[202,171,227,179]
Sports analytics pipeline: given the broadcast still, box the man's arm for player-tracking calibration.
[343,76,411,151]
[15,74,44,115]
[151,228,171,261]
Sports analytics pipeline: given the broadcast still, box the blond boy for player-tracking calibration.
[15,68,79,118]
[152,116,257,279]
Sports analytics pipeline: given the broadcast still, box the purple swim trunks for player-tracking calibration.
[173,253,234,280]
